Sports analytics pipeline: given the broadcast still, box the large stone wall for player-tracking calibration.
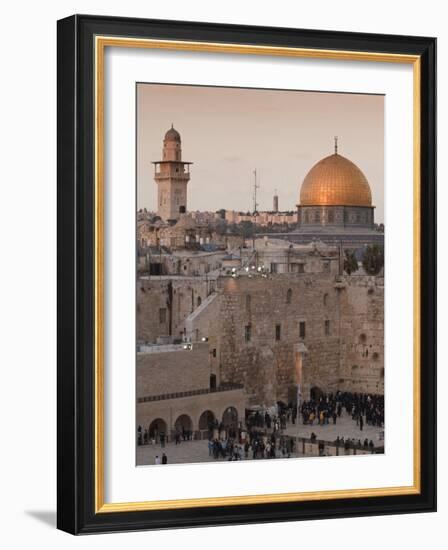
[213,275,342,406]
[137,277,215,343]
[184,292,220,343]
[137,271,385,414]
[183,273,384,406]
[137,343,211,398]
[338,275,385,394]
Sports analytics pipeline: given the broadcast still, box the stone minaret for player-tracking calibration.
[273,189,279,212]
[152,125,192,222]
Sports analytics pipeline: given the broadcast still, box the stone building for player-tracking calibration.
[137,214,212,251]
[152,126,192,222]
[137,275,218,345]
[224,209,296,227]
[239,238,340,275]
[137,342,246,440]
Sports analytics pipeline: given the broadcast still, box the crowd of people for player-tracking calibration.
[299,391,384,429]
[138,391,384,464]
[333,436,376,451]
[208,432,296,461]
[137,425,194,447]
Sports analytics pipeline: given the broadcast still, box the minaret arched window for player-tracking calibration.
[286,288,292,304]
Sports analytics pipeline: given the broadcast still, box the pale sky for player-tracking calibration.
[137,84,384,223]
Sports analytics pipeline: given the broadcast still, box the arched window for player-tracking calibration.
[245,294,251,312]
[286,288,292,303]
[323,293,328,306]
[197,296,202,307]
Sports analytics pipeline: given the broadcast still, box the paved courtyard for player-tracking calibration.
[137,412,384,466]
[282,414,382,443]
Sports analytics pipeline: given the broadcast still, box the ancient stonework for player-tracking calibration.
[137,276,216,344]
[185,273,384,406]
[338,276,385,394]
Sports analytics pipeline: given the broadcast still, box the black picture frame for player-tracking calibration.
[57,14,436,534]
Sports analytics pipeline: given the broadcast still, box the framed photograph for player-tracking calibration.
[57,14,436,534]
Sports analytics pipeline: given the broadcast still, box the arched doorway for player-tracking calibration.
[276,400,287,414]
[310,386,324,401]
[148,418,167,442]
[222,406,238,429]
[174,414,193,440]
[198,410,215,439]
[199,410,215,430]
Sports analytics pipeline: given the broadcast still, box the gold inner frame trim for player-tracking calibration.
[94,35,421,514]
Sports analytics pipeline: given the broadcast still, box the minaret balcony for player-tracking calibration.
[154,171,190,180]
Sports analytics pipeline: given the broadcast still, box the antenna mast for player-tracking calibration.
[252,169,260,214]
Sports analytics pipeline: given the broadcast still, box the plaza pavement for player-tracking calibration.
[282,413,382,443]
[137,411,384,466]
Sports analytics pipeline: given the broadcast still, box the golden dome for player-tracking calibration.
[300,153,372,207]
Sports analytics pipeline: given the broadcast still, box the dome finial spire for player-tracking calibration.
[334,135,338,155]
